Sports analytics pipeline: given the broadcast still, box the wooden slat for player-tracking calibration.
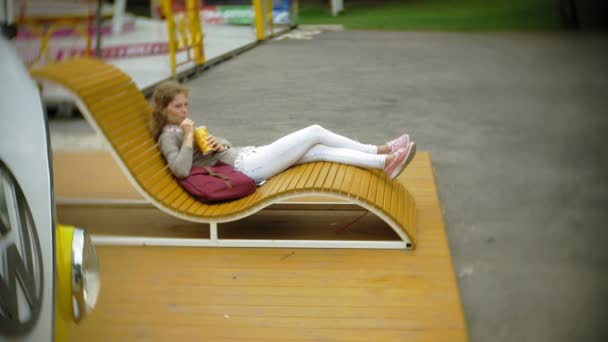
[217,200,245,218]
[156,181,182,203]
[268,167,295,199]
[101,110,149,138]
[133,154,169,178]
[312,161,331,190]
[121,140,156,162]
[193,202,216,217]
[409,194,417,243]
[146,173,177,198]
[183,199,203,216]
[87,85,142,106]
[36,60,119,80]
[161,187,186,210]
[303,162,324,189]
[130,154,165,179]
[128,145,162,169]
[94,101,146,130]
[131,158,166,185]
[213,197,243,220]
[119,150,162,175]
[277,166,302,194]
[177,196,196,213]
[115,138,151,159]
[294,163,315,190]
[114,132,152,155]
[388,181,401,222]
[331,164,347,193]
[397,186,405,230]
[383,179,393,219]
[365,170,379,204]
[79,78,134,101]
[85,85,145,112]
[76,75,135,99]
[338,165,356,197]
[354,169,371,200]
[145,178,174,200]
[34,59,83,77]
[374,170,386,209]
[232,183,265,213]
[281,164,307,193]
[205,204,225,219]
[169,191,191,211]
[72,70,132,93]
[346,168,363,199]
[256,176,281,200]
[57,61,128,82]
[213,177,267,217]
[100,117,145,142]
[204,199,228,218]
[322,163,339,190]
[86,95,134,123]
[218,184,264,218]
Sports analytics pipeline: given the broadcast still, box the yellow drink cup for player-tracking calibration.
[195,126,212,155]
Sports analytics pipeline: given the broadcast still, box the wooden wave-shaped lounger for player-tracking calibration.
[32,59,417,249]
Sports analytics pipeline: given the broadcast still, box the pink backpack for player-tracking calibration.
[178,161,256,203]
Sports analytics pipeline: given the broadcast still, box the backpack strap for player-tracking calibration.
[203,166,233,189]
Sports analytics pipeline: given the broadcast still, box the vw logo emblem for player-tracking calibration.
[0,160,44,336]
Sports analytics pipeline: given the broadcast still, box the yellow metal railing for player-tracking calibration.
[162,0,205,76]
[253,0,274,41]
[18,17,93,68]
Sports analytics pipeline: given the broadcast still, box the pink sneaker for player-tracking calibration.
[384,142,416,180]
[386,133,410,153]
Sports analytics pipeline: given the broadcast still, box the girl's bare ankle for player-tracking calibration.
[385,154,395,167]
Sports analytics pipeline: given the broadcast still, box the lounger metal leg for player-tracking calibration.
[209,222,218,242]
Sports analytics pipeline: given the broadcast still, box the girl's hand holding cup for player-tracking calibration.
[207,135,226,153]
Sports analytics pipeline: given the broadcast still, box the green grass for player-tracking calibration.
[298,0,560,31]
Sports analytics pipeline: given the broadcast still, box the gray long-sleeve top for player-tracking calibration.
[158,125,242,179]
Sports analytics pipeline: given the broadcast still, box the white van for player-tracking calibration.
[0,36,100,342]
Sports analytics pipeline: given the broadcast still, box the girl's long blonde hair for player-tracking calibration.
[149,80,190,140]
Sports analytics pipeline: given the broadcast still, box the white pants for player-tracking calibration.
[236,125,386,182]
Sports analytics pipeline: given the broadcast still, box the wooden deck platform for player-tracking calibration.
[53,151,468,341]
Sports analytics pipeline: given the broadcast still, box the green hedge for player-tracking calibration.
[299,0,561,31]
